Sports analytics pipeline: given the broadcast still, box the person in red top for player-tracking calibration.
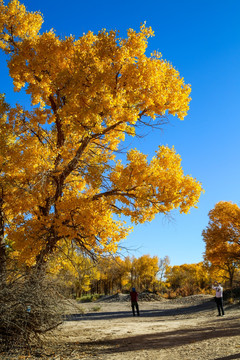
[130,287,140,316]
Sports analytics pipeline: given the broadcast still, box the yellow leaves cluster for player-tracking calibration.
[48,245,99,293]
[110,146,203,224]
[0,0,42,50]
[55,197,131,254]
[7,218,45,267]
[0,1,203,267]
[132,254,159,282]
[165,262,211,293]
[203,201,240,270]
[208,201,240,229]
[92,254,160,292]
[1,5,191,127]
[47,251,163,295]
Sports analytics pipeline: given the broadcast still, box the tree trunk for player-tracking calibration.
[0,195,6,279]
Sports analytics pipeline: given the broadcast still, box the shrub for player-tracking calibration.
[78,293,102,302]
[0,269,64,352]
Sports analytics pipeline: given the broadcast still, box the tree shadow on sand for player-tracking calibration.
[74,320,240,356]
[214,354,240,360]
[65,299,215,321]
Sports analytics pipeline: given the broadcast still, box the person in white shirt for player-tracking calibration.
[212,281,225,316]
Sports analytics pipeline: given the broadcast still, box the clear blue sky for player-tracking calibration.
[1,0,240,266]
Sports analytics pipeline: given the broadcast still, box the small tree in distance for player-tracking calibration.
[165,262,211,297]
[203,201,240,289]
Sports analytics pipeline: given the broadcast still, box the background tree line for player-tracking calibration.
[47,250,240,299]
[49,198,240,300]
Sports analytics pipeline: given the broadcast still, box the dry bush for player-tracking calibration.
[0,269,64,353]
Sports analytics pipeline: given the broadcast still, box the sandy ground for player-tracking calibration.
[38,294,240,360]
[1,294,240,359]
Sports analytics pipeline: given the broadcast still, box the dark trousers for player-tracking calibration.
[215,297,224,315]
[131,301,139,316]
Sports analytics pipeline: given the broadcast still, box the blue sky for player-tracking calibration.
[1,0,240,266]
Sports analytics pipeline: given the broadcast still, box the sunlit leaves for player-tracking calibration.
[165,263,211,295]
[109,146,202,223]
[0,1,203,267]
[203,201,240,286]
[0,0,43,51]
[203,201,240,262]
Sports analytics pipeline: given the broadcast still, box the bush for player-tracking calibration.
[78,293,102,302]
[0,269,64,352]
[162,290,178,299]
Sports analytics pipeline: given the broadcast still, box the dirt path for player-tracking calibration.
[41,295,240,360]
[1,295,240,359]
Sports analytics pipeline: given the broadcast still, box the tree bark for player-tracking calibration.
[0,194,6,280]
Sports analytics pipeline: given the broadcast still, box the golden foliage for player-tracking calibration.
[203,201,240,286]
[203,201,240,263]
[165,262,211,295]
[0,1,203,267]
[49,251,162,295]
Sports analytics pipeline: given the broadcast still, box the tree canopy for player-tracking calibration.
[203,201,240,287]
[0,0,203,269]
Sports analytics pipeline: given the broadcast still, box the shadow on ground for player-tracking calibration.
[65,299,215,321]
[214,354,240,360]
[73,320,240,356]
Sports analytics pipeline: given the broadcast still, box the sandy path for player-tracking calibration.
[43,296,240,360]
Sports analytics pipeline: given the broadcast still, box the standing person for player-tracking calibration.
[130,287,140,316]
[212,281,225,316]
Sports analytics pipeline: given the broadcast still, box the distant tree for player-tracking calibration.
[165,262,210,296]
[158,255,170,282]
[202,201,240,288]
[96,256,124,295]
[48,245,100,298]
[129,255,159,291]
[157,255,170,292]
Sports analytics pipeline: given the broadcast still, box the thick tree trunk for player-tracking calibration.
[0,196,6,278]
[34,225,59,271]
